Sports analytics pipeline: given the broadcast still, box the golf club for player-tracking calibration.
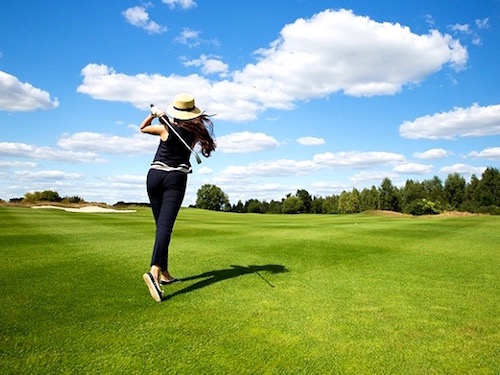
[253,269,275,288]
[150,104,202,164]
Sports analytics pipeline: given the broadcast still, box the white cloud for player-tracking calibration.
[220,159,319,178]
[197,167,213,175]
[400,103,500,139]
[476,18,490,29]
[77,63,211,114]
[176,28,200,46]
[183,54,229,76]
[78,9,467,121]
[14,170,84,181]
[440,164,486,176]
[350,170,399,185]
[216,131,279,153]
[313,151,405,168]
[162,0,197,9]
[57,132,157,154]
[0,160,37,168]
[310,181,352,196]
[393,162,434,174]
[297,136,325,146]
[451,23,470,33]
[468,147,500,160]
[122,6,166,34]
[175,29,219,48]
[105,174,145,184]
[0,142,104,163]
[0,71,59,112]
[413,148,451,159]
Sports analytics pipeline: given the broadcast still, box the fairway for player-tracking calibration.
[0,206,499,374]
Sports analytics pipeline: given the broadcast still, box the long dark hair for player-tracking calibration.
[176,113,216,157]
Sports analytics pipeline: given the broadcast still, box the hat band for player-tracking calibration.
[174,105,196,112]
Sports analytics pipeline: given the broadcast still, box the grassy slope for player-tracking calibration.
[0,207,498,374]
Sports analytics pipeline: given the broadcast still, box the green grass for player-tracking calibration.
[0,206,499,374]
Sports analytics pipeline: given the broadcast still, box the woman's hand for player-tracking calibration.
[140,113,154,130]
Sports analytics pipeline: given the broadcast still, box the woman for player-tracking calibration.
[140,93,216,302]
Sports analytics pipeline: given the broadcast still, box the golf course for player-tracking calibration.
[1,206,498,374]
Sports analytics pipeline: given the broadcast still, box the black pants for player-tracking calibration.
[146,169,187,270]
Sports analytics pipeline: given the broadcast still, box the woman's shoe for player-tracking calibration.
[143,272,163,302]
[160,277,179,285]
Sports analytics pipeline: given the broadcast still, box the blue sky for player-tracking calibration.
[1,0,499,205]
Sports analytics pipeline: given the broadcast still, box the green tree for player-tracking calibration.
[379,178,400,212]
[401,180,425,214]
[232,200,245,213]
[311,196,324,214]
[282,196,304,214]
[268,200,282,214]
[23,190,61,203]
[40,190,61,202]
[246,199,263,213]
[196,184,230,211]
[295,189,312,213]
[360,186,379,212]
[444,173,466,209]
[322,195,339,214]
[464,174,480,212]
[422,176,445,206]
[476,167,500,211]
[338,189,360,214]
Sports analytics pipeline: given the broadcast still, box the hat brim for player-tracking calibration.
[166,105,202,120]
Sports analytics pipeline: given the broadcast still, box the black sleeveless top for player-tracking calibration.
[151,124,194,173]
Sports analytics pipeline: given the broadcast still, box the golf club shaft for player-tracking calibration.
[150,104,202,164]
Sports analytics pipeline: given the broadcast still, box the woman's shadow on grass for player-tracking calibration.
[162,264,288,301]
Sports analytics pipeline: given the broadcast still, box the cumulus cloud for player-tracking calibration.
[78,9,467,121]
[440,163,486,176]
[183,54,229,76]
[399,103,500,139]
[220,159,319,178]
[0,142,104,163]
[105,174,145,184]
[0,71,59,112]
[0,160,37,168]
[197,167,213,175]
[14,170,84,181]
[350,170,399,185]
[122,6,166,34]
[313,151,405,168]
[468,147,500,160]
[57,132,157,154]
[77,63,211,113]
[297,136,325,146]
[393,162,433,174]
[310,181,352,195]
[216,131,279,153]
[413,148,451,159]
[162,0,197,9]
[176,28,200,46]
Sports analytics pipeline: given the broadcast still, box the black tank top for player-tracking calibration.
[152,124,194,168]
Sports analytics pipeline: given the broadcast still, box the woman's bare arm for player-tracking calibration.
[140,113,168,140]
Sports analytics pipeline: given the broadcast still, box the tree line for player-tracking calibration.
[196,167,500,215]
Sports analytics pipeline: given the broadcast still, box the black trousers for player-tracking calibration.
[146,169,187,270]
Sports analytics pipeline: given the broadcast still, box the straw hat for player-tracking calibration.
[166,93,202,120]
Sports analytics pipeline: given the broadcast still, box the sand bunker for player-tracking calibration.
[32,205,136,213]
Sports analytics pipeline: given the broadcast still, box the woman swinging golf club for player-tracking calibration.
[140,93,216,302]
